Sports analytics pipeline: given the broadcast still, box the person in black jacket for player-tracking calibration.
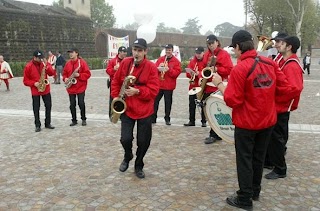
[55,50,66,84]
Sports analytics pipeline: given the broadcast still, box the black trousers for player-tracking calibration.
[120,113,152,170]
[235,126,273,200]
[268,112,290,175]
[108,79,113,118]
[188,94,206,123]
[32,93,52,127]
[153,89,173,122]
[69,91,86,122]
[303,64,310,74]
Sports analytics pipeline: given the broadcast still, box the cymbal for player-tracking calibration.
[188,87,201,95]
[206,82,228,87]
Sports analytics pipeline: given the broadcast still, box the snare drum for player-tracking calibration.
[204,94,234,143]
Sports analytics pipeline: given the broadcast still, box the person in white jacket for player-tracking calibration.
[0,55,14,91]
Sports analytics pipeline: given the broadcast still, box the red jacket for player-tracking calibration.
[23,60,55,96]
[186,56,206,90]
[111,57,160,119]
[106,55,124,81]
[155,55,181,90]
[203,47,233,93]
[276,54,304,113]
[63,58,91,94]
[224,50,292,130]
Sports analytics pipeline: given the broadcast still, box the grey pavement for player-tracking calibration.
[0,64,320,210]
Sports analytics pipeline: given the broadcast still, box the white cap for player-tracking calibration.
[271,31,279,39]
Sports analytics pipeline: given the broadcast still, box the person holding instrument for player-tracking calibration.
[202,34,233,144]
[111,38,159,179]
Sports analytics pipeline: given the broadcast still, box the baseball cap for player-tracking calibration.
[165,44,174,49]
[206,34,218,43]
[229,30,253,48]
[278,35,300,52]
[271,32,288,41]
[118,46,127,52]
[33,50,44,58]
[132,38,147,49]
[195,46,204,53]
[67,47,79,53]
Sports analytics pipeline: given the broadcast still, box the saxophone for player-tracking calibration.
[65,60,81,89]
[196,56,216,102]
[110,59,137,124]
[37,60,49,92]
[160,56,168,80]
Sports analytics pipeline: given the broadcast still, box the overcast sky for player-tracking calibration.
[19,0,246,34]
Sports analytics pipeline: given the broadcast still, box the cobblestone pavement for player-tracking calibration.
[0,63,320,210]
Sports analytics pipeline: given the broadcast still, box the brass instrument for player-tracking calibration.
[37,59,49,92]
[110,59,137,124]
[257,35,273,51]
[65,60,81,89]
[160,56,168,80]
[189,63,198,84]
[196,56,216,102]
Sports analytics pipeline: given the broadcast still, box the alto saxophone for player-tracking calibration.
[37,60,49,92]
[196,56,216,103]
[65,60,81,89]
[110,58,137,124]
[160,56,168,80]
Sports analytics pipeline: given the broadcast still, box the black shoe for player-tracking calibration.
[35,127,41,132]
[165,121,171,125]
[135,169,145,179]
[201,122,207,127]
[226,195,252,210]
[45,124,55,129]
[264,171,286,179]
[70,122,77,126]
[119,160,129,172]
[204,137,216,144]
[82,120,87,126]
[184,122,195,126]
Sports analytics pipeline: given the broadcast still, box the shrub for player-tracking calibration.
[9,61,27,77]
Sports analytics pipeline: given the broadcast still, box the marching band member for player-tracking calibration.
[23,50,56,132]
[183,47,207,127]
[212,30,293,210]
[63,47,91,127]
[153,44,181,125]
[265,36,304,180]
[111,38,159,178]
[106,46,127,118]
[0,55,14,91]
[203,34,233,144]
[47,51,57,83]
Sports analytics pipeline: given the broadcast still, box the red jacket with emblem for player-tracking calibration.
[63,58,91,94]
[155,55,181,90]
[106,55,124,81]
[111,57,160,119]
[202,47,233,93]
[23,60,55,96]
[224,50,292,130]
[186,56,206,90]
[276,54,303,113]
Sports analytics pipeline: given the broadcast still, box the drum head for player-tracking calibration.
[188,87,202,95]
[204,95,234,143]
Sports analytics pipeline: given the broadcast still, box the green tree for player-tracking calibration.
[181,17,202,35]
[91,0,116,28]
[204,30,214,36]
[157,22,181,33]
[52,0,63,7]
[214,22,243,37]
[123,22,140,30]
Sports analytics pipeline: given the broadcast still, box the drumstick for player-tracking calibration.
[287,99,294,112]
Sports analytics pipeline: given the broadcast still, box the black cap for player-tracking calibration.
[118,46,127,52]
[33,50,44,58]
[195,46,204,53]
[229,30,253,48]
[132,38,147,49]
[206,34,218,43]
[67,47,79,53]
[165,44,174,49]
[271,32,288,41]
[279,35,300,52]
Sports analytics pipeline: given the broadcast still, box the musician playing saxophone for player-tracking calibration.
[153,44,181,125]
[111,38,159,179]
[63,47,91,127]
[183,46,206,127]
[23,50,56,132]
[202,34,233,144]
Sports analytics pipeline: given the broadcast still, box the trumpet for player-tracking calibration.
[37,59,49,92]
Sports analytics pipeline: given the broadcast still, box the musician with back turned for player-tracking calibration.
[23,50,56,132]
[63,47,91,127]
[183,46,207,127]
[212,30,293,210]
[153,44,181,125]
[106,46,127,119]
[202,34,233,144]
[111,38,159,178]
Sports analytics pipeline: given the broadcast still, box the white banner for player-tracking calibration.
[107,34,130,59]
[160,45,181,62]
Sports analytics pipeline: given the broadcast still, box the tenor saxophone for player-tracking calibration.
[37,60,49,92]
